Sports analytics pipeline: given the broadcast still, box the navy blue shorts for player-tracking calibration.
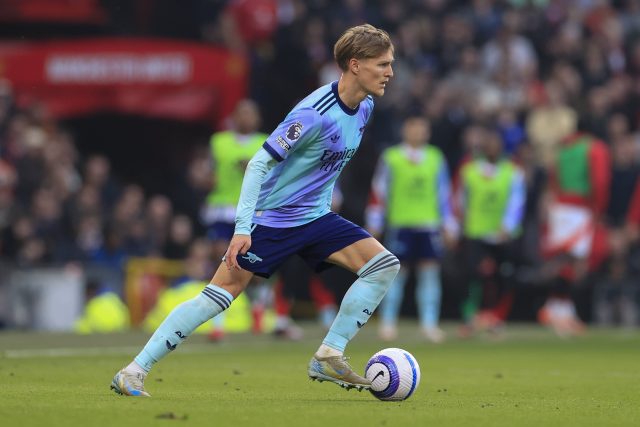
[236,212,371,278]
[385,228,442,262]
[207,221,235,242]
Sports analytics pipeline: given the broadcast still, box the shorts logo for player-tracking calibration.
[241,252,263,263]
[285,122,303,141]
[276,136,291,152]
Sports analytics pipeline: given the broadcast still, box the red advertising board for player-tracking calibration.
[0,0,107,24]
[0,38,248,127]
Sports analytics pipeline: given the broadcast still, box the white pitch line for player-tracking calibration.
[2,344,222,359]
[3,346,143,359]
[1,338,313,359]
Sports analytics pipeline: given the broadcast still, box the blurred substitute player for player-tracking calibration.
[203,100,267,262]
[365,116,458,343]
[111,24,397,397]
[456,126,525,336]
[538,129,610,336]
[202,99,271,340]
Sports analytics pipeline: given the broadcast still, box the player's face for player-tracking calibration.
[357,49,394,97]
[402,118,430,147]
[483,131,503,160]
[233,101,260,133]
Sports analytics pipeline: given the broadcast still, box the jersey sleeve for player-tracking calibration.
[262,107,322,162]
[588,140,611,216]
[501,166,526,235]
[436,157,459,237]
[234,148,278,235]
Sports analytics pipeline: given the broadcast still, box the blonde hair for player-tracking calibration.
[334,24,393,71]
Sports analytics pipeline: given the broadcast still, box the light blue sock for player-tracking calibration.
[134,284,234,372]
[379,266,408,327]
[416,265,441,329]
[323,250,400,352]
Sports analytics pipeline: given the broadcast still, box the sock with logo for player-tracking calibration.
[378,266,408,327]
[416,264,441,329]
[133,284,234,372]
[321,250,400,353]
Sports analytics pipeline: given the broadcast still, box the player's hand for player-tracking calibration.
[224,234,252,270]
[496,228,511,244]
[442,230,458,250]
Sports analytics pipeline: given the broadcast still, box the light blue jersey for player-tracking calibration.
[255,81,374,227]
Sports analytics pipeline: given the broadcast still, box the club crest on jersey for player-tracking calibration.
[285,122,303,141]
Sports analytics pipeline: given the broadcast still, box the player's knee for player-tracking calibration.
[360,250,400,284]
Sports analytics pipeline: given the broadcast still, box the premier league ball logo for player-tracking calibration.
[286,122,303,141]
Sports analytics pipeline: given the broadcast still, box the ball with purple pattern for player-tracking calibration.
[365,348,421,401]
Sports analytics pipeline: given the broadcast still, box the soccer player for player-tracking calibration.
[111,24,397,397]
[456,126,525,336]
[365,116,458,343]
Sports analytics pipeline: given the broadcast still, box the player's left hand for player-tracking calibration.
[224,234,251,270]
[496,228,511,243]
[442,230,458,250]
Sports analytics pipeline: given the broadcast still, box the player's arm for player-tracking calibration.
[453,164,467,231]
[225,148,277,270]
[500,167,526,241]
[436,159,459,245]
[588,140,611,217]
[226,107,320,270]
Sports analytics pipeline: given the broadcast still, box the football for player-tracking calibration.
[364,348,421,401]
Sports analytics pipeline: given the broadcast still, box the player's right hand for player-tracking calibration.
[224,234,252,270]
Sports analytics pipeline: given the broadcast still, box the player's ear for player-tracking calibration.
[349,58,359,75]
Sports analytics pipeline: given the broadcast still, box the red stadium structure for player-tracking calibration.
[0,38,247,127]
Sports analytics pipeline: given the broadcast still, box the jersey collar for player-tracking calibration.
[331,81,359,116]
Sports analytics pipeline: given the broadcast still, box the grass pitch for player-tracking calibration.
[1,323,639,427]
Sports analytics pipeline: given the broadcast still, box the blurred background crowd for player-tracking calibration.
[1,0,640,337]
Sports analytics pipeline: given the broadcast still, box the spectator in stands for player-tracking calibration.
[526,79,578,169]
[169,150,210,236]
[82,154,120,208]
[163,214,194,260]
[0,157,16,239]
[145,194,173,255]
[594,134,639,327]
[14,126,47,207]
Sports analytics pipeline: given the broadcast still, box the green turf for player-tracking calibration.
[1,324,639,427]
